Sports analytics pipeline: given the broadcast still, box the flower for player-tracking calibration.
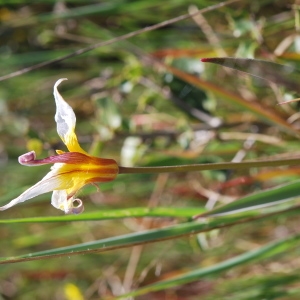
[0,79,119,214]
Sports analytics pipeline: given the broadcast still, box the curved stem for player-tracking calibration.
[118,156,300,174]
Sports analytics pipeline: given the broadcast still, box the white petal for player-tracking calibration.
[70,199,84,214]
[51,191,84,214]
[53,78,76,143]
[0,174,61,211]
[51,190,69,213]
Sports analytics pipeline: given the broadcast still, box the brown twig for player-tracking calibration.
[122,174,169,292]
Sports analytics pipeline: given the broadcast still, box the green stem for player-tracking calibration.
[118,156,300,174]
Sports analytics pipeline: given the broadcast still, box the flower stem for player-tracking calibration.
[118,156,300,174]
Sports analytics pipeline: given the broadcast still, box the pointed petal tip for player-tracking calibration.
[54,78,68,91]
[0,200,18,211]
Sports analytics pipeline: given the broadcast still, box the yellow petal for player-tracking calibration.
[55,154,119,196]
[64,283,84,300]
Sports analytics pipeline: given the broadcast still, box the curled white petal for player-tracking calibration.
[51,190,84,214]
[53,78,76,143]
[51,190,69,213]
[0,174,61,211]
[70,198,84,214]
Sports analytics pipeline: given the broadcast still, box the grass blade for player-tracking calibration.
[202,180,300,217]
[119,233,300,298]
[1,204,300,265]
[0,207,205,224]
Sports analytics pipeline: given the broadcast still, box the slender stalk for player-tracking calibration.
[118,156,300,174]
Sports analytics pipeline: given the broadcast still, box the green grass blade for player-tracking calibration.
[119,233,300,298]
[1,205,300,265]
[0,207,205,224]
[202,180,300,216]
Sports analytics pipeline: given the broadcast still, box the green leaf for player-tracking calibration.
[202,180,300,217]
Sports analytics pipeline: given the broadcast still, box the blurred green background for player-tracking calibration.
[2,0,300,299]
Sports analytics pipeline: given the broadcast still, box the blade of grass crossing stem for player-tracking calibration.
[118,233,300,298]
[2,206,300,264]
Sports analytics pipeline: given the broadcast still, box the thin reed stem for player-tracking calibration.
[118,156,300,174]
